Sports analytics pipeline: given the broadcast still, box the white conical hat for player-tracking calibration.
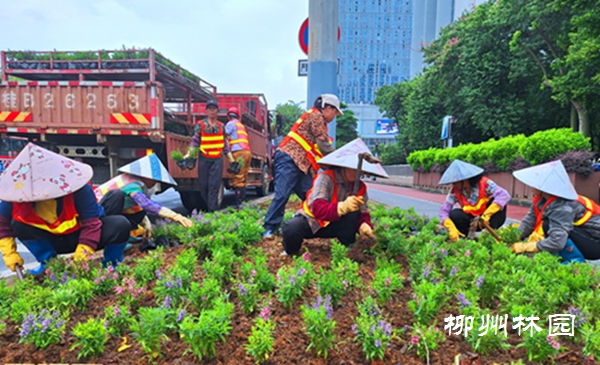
[117,154,177,186]
[513,160,577,200]
[317,138,389,178]
[0,143,93,202]
[438,160,484,185]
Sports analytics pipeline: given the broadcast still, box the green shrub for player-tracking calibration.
[519,128,590,165]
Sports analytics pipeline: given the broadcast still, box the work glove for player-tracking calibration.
[527,231,544,243]
[443,218,464,242]
[337,196,364,217]
[359,222,376,240]
[0,237,24,272]
[511,241,539,254]
[158,207,194,228]
[481,203,501,224]
[141,216,153,240]
[226,152,235,163]
[74,244,95,262]
[227,161,241,175]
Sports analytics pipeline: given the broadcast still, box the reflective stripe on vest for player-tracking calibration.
[12,194,80,235]
[279,108,329,171]
[533,195,557,235]
[574,195,600,226]
[199,120,225,159]
[227,121,250,151]
[93,174,144,214]
[302,170,366,228]
[453,176,490,216]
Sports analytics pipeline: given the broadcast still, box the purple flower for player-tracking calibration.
[165,280,174,289]
[423,266,430,279]
[374,339,382,348]
[289,275,296,287]
[176,277,182,288]
[238,283,248,296]
[49,273,57,283]
[55,319,65,329]
[260,306,271,322]
[163,295,172,309]
[60,272,68,285]
[449,266,459,277]
[297,268,307,277]
[41,317,51,333]
[457,292,471,307]
[177,309,186,323]
[155,270,162,280]
[20,314,34,338]
[476,275,484,289]
[441,248,448,258]
[378,320,392,338]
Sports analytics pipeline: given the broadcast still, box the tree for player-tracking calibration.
[335,102,358,147]
[274,103,305,136]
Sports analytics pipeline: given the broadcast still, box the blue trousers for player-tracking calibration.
[263,151,313,231]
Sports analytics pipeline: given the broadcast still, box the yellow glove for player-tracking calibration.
[226,152,235,163]
[74,244,95,262]
[443,218,464,242]
[337,196,364,216]
[481,203,501,224]
[359,222,375,239]
[527,231,544,243]
[140,216,153,239]
[0,237,24,272]
[158,207,194,228]
[511,241,539,254]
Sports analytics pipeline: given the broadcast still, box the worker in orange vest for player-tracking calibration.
[511,160,600,263]
[263,94,340,239]
[224,107,252,209]
[438,160,510,241]
[0,144,131,274]
[281,138,388,255]
[185,99,234,212]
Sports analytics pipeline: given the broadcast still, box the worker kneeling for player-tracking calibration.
[438,160,510,241]
[0,144,131,274]
[281,138,388,255]
[511,160,600,264]
[94,153,193,241]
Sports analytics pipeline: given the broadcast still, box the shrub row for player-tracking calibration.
[407,128,593,173]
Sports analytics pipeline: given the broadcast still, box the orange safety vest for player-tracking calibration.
[12,194,80,235]
[453,176,490,216]
[94,174,144,214]
[227,121,251,151]
[302,170,367,228]
[199,119,225,159]
[532,194,600,235]
[279,108,331,171]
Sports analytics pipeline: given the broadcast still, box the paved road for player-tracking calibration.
[0,182,526,278]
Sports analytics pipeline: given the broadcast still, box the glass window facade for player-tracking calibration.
[338,0,413,104]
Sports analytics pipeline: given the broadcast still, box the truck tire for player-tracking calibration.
[255,164,270,197]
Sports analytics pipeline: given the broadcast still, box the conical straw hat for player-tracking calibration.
[438,160,484,185]
[513,160,577,200]
[317,138,389,178]
[117,153,177,186]
[0,143,93,202]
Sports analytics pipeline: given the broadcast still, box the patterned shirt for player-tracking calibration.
[278,110,332,175]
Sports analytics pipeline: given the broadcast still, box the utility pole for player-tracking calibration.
[307,0,339,146]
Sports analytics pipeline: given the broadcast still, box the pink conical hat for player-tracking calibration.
[0,143,93,202]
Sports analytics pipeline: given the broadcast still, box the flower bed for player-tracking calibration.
[0,201,598,364]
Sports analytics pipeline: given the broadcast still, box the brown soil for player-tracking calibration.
[0,201,596,365]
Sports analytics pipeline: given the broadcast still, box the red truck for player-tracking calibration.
[0,49,272,211]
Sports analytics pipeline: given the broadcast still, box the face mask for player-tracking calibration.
[146,184,158,197]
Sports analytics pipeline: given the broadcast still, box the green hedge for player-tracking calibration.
[407,128,591,172]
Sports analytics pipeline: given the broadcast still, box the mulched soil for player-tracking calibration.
[0,199,597,365]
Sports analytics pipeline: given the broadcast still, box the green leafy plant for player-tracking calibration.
[408,325,446,362]
[178,298,234,361]
[516,330,561,362]
[115,277,147,308]
[104,305,131,336]
[19,310,66,349]
[276,256,314,308]
[130,307,171,359]
[245,306,276,364]
[235,280,260,314]
[170,149,184,162]
[92,265,120,295]
[189,278,224,311]
[407,279,446,326]
[70,318,108,359]
[371,256,404,306]
[301,295,336,358]
[132,247,165,285]
[353,296,394,361]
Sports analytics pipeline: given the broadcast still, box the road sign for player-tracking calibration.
[298,18,341,55]
[298,59,308,77]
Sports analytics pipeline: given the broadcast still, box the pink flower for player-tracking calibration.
[302,251,310,262]
[411,336,420,345]
[385,277,391,287]
[465,250,471,257]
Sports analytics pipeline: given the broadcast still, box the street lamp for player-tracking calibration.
[288,100,305,120]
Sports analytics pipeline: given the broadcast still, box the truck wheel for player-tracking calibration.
[180,191,207,212]
[255,164,270,197]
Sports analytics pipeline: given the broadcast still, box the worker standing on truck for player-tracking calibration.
[225,107,252,209]
[0,143,131,274]
[281,139,387,255]
[262,94,341,239]
[438,159,510,242]
[94,153,194,240]
[186,99,235,212]
[511,160,600,263]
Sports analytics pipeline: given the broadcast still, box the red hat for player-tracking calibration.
[227,107,240,117]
